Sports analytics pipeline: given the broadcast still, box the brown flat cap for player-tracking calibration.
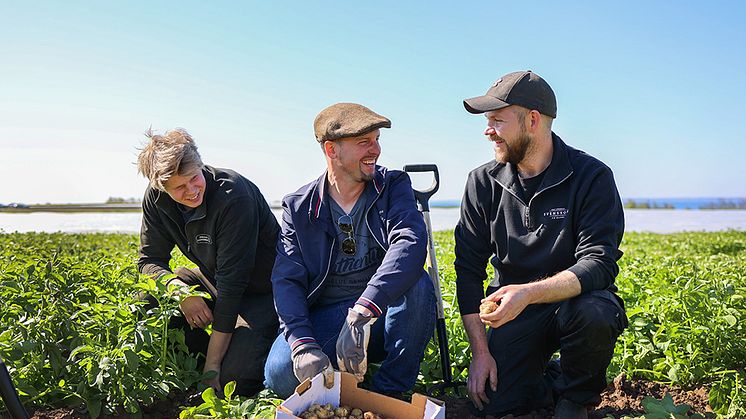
[314,103,391,142]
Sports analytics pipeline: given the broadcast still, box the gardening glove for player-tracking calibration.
[292,343,335,389]
[336,308,377,382]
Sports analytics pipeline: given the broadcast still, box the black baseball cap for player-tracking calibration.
[463,70,557,118]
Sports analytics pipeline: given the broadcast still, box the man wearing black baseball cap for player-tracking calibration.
[455,71,627,418]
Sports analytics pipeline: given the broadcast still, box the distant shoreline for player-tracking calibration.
[2,197,745,213]
[0,202,460,213]
[0,204,142,213]
[623,198,746,210]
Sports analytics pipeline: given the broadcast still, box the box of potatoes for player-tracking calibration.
[275,371,445,419]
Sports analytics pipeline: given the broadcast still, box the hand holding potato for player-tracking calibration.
[479,300,498,314]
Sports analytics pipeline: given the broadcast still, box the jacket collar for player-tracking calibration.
[307,165,386,221]
[488,133,573,203]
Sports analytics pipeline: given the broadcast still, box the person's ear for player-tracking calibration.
[528,110,542,132]
[323,140,336,159]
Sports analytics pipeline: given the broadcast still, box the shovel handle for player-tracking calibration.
[0,356,29,419]
[403,164,439,211]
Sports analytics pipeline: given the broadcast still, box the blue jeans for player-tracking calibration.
[264,273,436,398]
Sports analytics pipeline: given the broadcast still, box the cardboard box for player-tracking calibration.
[276,371,445,419]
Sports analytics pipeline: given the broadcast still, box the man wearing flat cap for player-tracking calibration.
[455,71,627,418]
[264,103,436,398]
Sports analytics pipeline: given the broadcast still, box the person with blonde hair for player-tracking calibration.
[137,128,279,396]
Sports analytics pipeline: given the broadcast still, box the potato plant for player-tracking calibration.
[611,231,746,417]
[178,382,281,418]
[1,231,745,417]
[0,233,201,417]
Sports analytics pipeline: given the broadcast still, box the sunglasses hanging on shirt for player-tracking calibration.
[337,214,357,255]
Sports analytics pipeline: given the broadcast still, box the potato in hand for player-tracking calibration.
[479,300,498,314]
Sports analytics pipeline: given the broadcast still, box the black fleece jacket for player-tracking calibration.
[138,166,279,332]
[455,134,625,315]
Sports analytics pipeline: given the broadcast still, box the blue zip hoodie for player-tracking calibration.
[271,165,429,353]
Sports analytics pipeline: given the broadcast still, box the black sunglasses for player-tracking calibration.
[337,214,356,255]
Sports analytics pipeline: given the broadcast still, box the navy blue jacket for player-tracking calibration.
[455,134,625,315]
[271,166,429,352]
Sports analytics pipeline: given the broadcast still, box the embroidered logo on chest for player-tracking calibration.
[195,234,213,245]
[543,208,569,220]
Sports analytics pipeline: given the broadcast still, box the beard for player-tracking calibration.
[495,130,532,165]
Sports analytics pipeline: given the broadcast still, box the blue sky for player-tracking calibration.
[1,1,745,204]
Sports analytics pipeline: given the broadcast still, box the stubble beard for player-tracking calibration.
[356,153,377,182]
[335,157,374,184]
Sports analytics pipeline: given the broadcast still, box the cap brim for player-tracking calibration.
[463,95,511,114]
[322,120,392,142]
[358,120,392,135]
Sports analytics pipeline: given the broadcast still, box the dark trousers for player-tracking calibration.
[480,290,627,417]
[146,267,279,396]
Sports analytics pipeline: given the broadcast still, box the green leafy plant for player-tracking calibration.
[0,233,201,417]
[179,383,281,418]
[641,393,705,418]
[614,393,716,419]
[610,231,746,415]
[2,230,745,417]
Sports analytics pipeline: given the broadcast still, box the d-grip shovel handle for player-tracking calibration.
[403,164,439,211]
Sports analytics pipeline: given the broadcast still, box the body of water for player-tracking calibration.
[1,208,745,234]
[432,197,746,210]
[623,197,746,209]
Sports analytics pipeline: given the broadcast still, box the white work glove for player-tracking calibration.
[292,343,335,389]
[336,308,377,382]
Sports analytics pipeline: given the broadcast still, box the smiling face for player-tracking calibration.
[328,129,381,183]
[163,169,206,208]
[484,107,533,165]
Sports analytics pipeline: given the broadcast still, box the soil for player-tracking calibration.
[25,389,202,419]
[442,373,713,419]
[24,374,712,419]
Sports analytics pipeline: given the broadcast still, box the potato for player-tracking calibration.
[301,404,381,419]
[479,300,498,314]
